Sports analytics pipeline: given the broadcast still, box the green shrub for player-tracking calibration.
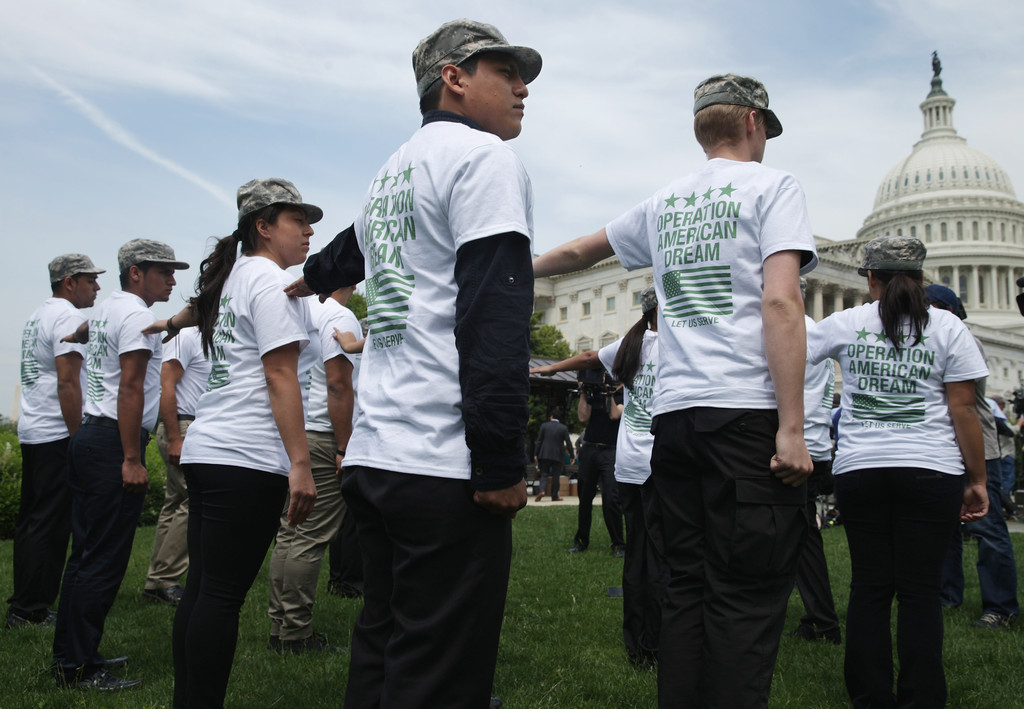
[0,431,23,540]
[0,428,170,539]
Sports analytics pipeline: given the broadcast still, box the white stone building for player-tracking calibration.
[533,61,1024,397]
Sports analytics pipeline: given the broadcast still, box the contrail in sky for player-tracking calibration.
[27,64,234,209]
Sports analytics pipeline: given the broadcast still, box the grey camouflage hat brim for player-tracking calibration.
[413,19,542,98]
[857,235,926,276]
[237,178,323,225]
[48,254,105,283]
[117,239,190,272]
[693,73,783,139]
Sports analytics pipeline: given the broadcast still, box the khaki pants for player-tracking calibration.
[267,430,346,640]
[145,420,191,590]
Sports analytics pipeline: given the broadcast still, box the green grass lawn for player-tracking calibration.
[1,507,1022,708]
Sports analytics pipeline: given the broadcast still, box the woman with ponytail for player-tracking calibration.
[150,178,322,708]
[807,235,989,708]
[531,286,663,666]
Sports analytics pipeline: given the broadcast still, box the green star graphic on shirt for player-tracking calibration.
[718,183,737,198]
[665,194,680,208]
[701,186,714,202]
[376,170,391,192]
[646,363,655,371]
[401,164,415,183]
[390,175,400,188]
[919,335,929,345]
[874,331,887,342]
[856,328,870,340]
[220,296,233,308]
[684,192,698,207]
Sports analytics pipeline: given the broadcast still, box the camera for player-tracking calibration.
[1011,387,1024,417]
[570,370,617,410]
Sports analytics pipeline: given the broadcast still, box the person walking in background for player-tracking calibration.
[53,240,187,691]
[267,285,361,654]
[151,178,320,708]
[808,237,989,708]
[8,254,102,630]
[533,409,573,501]
[533,73,816,708]
[142,325,209,607]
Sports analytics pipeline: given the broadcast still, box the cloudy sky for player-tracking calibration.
[2,0,1023,415]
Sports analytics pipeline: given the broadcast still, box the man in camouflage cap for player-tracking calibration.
[7,255,104,631]
[291,17,541,709]
[53,240,187,691]
[532,72,817,707]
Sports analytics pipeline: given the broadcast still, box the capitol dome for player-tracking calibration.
[856,56,1024,331]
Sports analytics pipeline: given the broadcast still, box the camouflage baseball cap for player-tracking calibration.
[413,19,542,98]
[237,178,323,224]
[857,235,926,276]
[48,253,105,283]
[693,74,783,139]
[117,239,190,273]
[641,286,658,313]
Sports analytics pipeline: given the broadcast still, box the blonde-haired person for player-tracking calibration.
[149,178,320,708]
[807,235,988,708]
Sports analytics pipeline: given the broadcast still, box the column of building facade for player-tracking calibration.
[811,280,824,320]
[986,265,997,310]
[951,265,961,301]
[832,287,845,315]
[966,265,978,308]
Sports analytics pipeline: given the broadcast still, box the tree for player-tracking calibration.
[347,291,367,320]
[529,312,572,359]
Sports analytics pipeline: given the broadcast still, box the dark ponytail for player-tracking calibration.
[874,270,929,350]
[612,309,656,387]
[192,204,285,356]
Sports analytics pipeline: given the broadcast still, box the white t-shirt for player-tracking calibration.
[83,290,162,431]
[164,327,210,417]
[306,297,361,434]
[606,158,817,415]
[598,330,658,484]
[345,120,534,480]
[804,315,836,463]
[18,298,88,444]
[181,255,317,476]
[807,303,989,476]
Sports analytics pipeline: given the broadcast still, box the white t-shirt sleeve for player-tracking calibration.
[758,175,817,272]
[806,313,842,365]
[943,318,989,382]
[117,309,158,356]
[448,143,532,248]
[606,201,655,271]
[52,308,87,360]
[251,281,310,357]
[598,339,621,378]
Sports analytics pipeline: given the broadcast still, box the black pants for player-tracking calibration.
[650,408,806,709]
[620,479,666,662]
[52,424,147,677]
[836,467,963,709]
[328,499,364,593]
[536,458,564,498]
[575,444,624,549]
[173,464,288,709]
[341,466,511,709]
[9,438,72,618]
[792,459,840,633]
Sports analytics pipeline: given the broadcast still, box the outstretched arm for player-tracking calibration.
[530,350,602,376]
[532,228,614,278]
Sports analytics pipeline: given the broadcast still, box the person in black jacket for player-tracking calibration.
[534,410,574,501]
[285,19,539,709]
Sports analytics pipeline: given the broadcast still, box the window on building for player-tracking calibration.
[559,306,567,321]
[600,332,617,348]
[910,226,916,237]
[925,223,932,241]
[956,222,963,240]
[941,222,948,241]
[632,291,643,307]
[972,221,979,240]
[582,301,591,317]
[577,336,592,351]
[606,296,616,312]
